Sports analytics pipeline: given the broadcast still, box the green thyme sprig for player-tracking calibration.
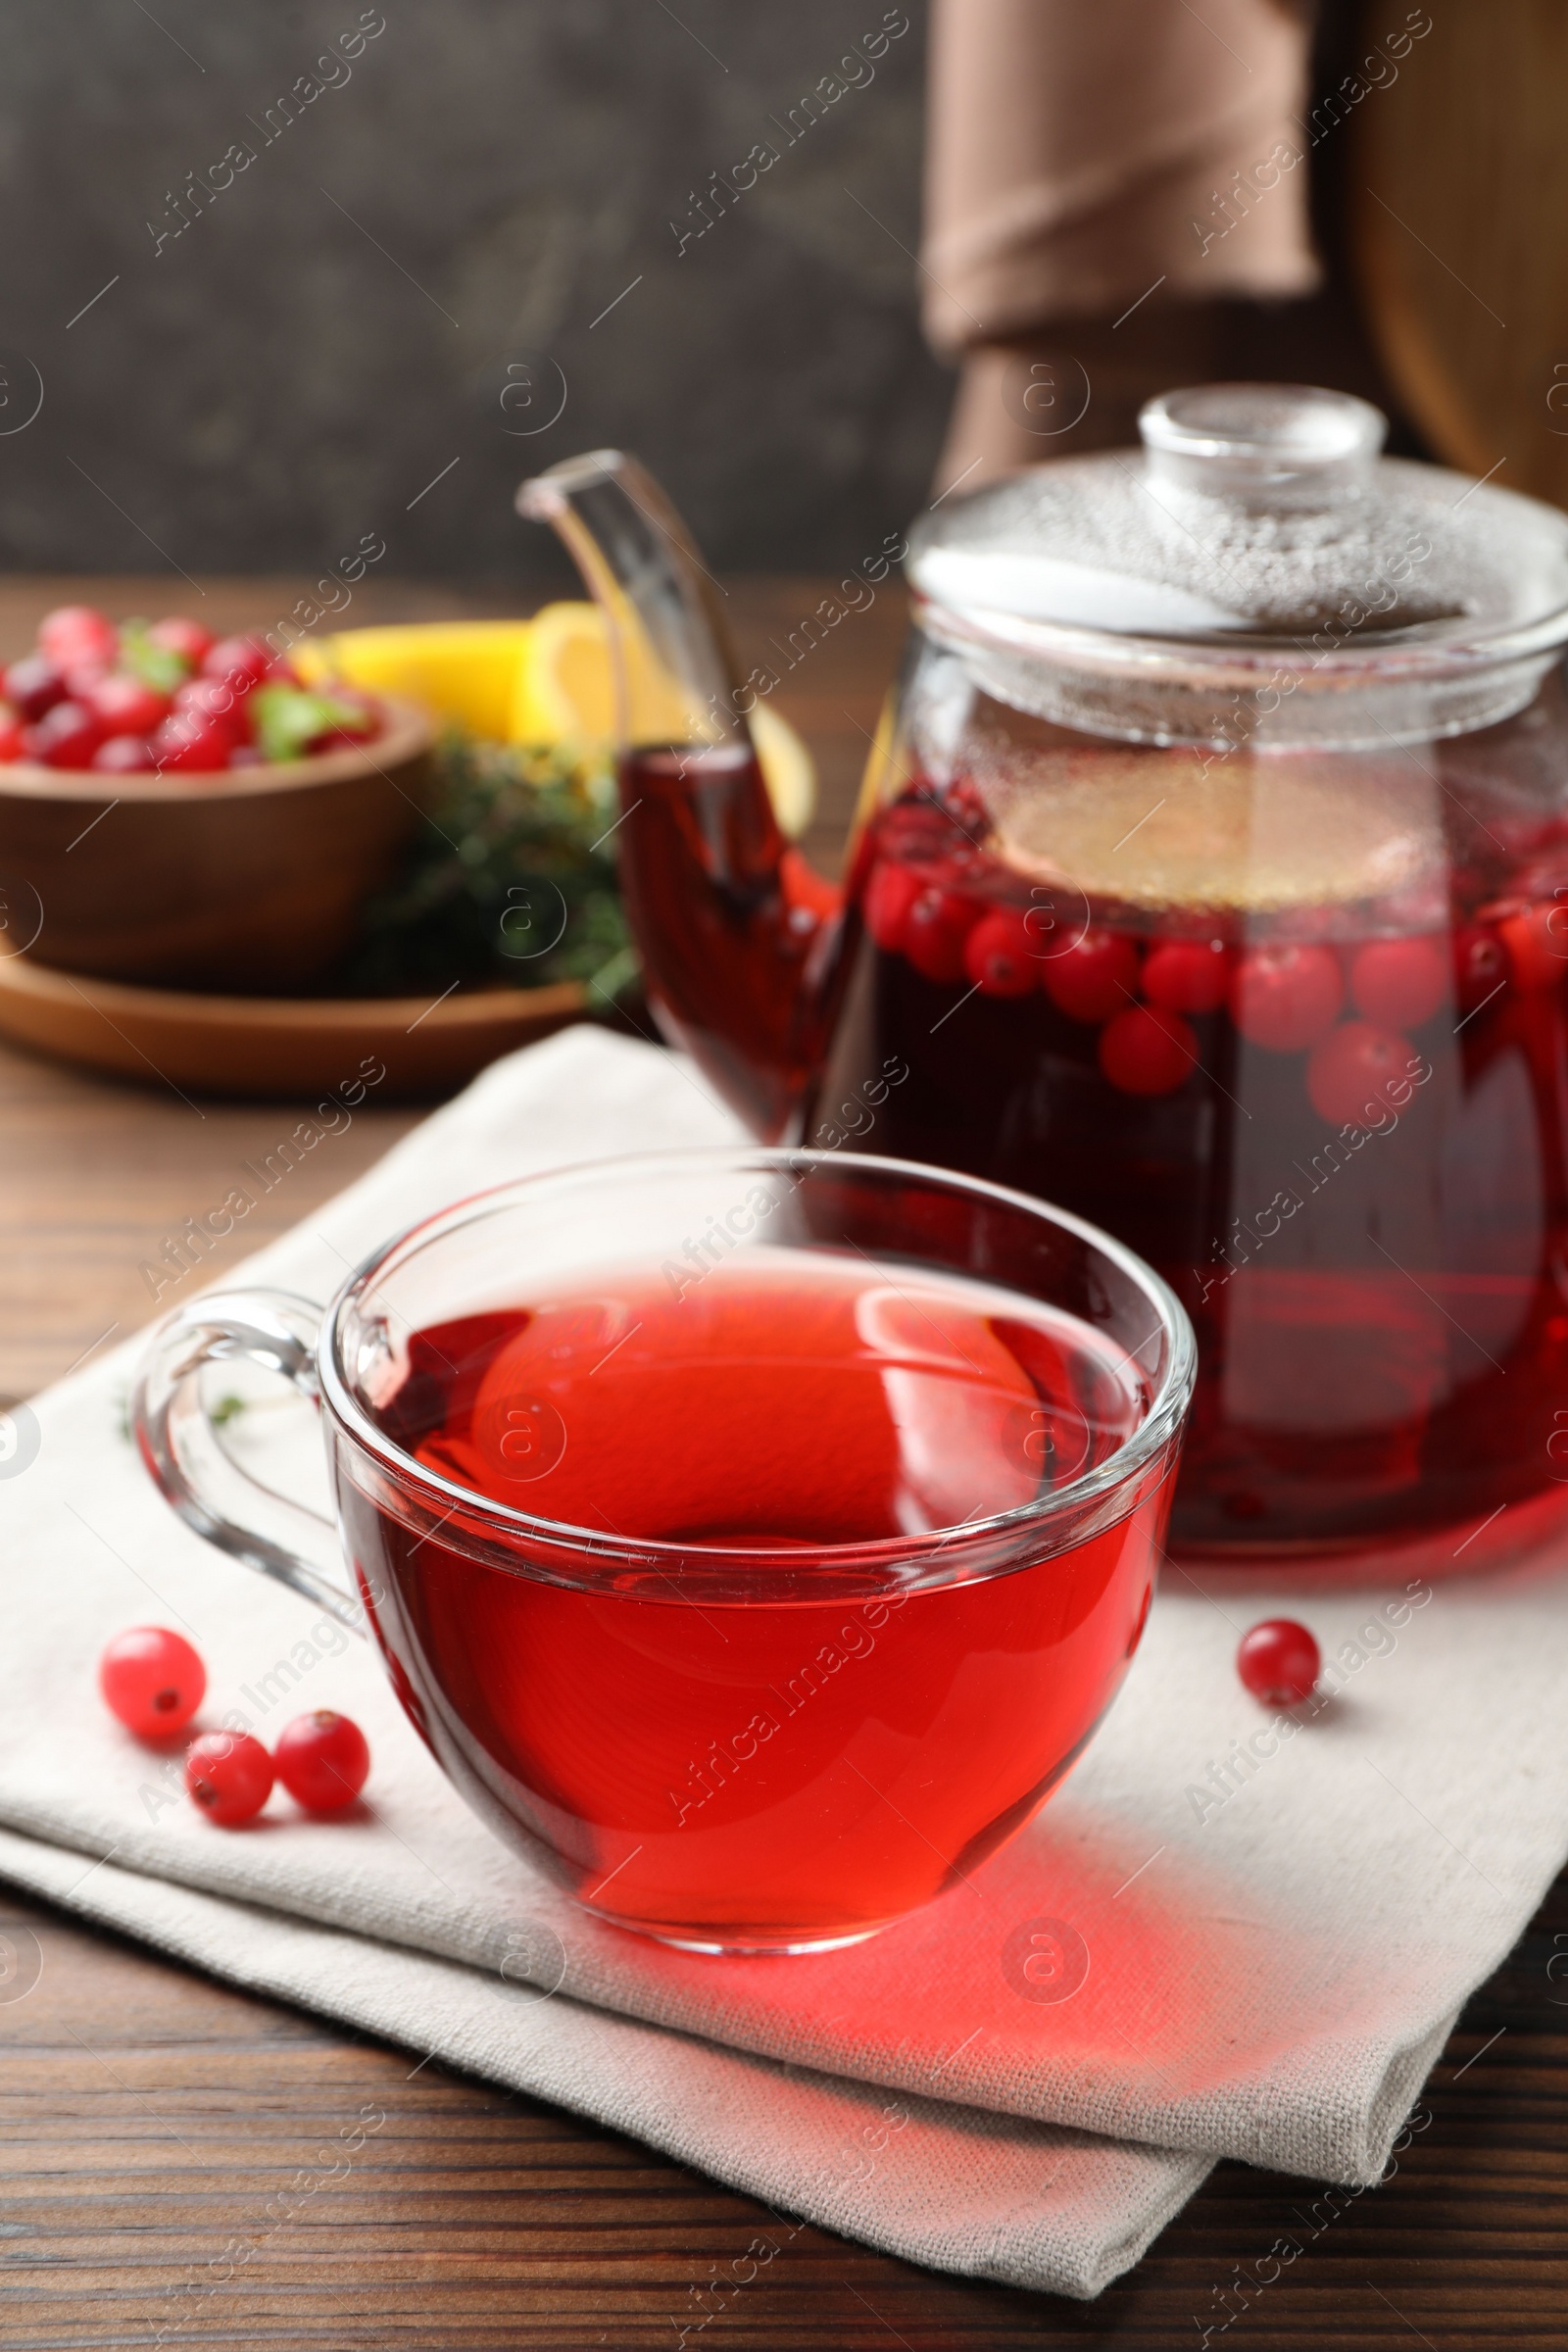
[328,729,634,1000]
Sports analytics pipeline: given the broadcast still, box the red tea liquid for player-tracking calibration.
[342,1252,1170,1948]
[614,743,839,1138]
[811,770,1568,1559]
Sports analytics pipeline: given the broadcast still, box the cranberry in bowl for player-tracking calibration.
[0,605,431,989]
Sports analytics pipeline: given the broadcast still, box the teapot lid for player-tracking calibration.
[906,385,1568,748]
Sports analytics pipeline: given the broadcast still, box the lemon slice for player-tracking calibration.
[509,601,618,740]
[305,609,817,838]
[750,705,815,841]
[987,744,1443,912]
[298,621,534,739]
[510,602,816,838]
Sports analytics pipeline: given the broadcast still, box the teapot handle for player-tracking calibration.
[131,1290,367,1636]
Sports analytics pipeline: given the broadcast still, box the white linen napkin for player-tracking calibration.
[1,1028,1564,2298]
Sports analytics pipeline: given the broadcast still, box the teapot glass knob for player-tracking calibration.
[1139,383,1386,506]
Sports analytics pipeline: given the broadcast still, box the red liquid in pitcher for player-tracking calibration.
[814,767,1568,1558]
[614,744,839,1138]
[342,1252,1170,1947]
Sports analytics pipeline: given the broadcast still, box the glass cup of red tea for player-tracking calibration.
[135,1150,1195,1953]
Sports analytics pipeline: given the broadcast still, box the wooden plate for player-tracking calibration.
[0,953,587,1100]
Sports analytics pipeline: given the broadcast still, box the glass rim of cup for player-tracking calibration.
[318,1147,1198,1590]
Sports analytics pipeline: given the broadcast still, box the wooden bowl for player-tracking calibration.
[0,696,433,990]
[0,952,587,1099]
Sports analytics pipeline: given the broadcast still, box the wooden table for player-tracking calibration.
[0,582,1564,2348]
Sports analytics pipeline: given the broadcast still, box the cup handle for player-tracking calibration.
[131,1289,366,1636]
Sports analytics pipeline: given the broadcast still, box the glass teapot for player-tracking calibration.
[519,385,1568,1572]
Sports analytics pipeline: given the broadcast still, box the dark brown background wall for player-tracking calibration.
[0,1,949,584]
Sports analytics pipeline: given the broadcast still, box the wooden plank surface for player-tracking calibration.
[0,579,1564,2348]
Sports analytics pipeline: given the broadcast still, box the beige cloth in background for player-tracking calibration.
[922,0,1321,349]
[4,1031,1568,2298]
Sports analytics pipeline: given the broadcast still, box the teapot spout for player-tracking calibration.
[516,450,740,754]
[517,452,840,1138]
